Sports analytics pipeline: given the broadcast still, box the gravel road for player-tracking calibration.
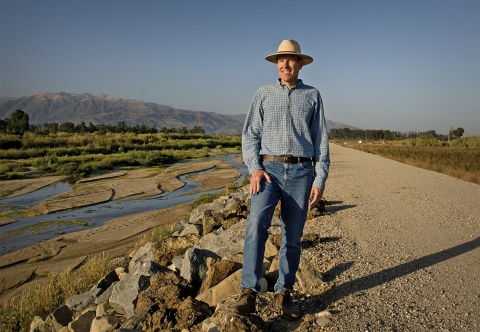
[285,143,479,331]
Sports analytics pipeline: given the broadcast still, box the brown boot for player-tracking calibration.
[275,290,301,320]
[228,288,257,316]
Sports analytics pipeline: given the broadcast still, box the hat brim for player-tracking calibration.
[265,52,313,65]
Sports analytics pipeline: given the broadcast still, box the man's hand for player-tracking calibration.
[309,186,324,206]
[250,169,271,194]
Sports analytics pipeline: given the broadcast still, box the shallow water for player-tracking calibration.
[0,154,248,256]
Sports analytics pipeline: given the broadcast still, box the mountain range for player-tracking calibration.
[0,92,357,134]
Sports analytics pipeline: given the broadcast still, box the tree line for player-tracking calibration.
[1,109,465,140]
[328,127,465,141]
[0,109,206,135]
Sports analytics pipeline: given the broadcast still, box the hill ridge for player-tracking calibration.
[0,92,357,134]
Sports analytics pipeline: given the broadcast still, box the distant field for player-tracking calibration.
[333,136,480,185]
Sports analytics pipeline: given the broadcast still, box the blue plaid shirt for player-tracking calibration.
[242,79,330,189]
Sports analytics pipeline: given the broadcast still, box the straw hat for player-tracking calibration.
[265,39,313,65]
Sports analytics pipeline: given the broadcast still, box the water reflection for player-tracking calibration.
[0,154,248,256]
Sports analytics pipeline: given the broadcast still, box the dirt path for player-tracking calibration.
[308,143,480,331]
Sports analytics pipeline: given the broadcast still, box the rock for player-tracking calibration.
[222,253,243,265]
[271,233,282,248]
[221,216,242,230]
[262,259,271,275]
[316,310,333,318]
[173,222,202,237]
[194,220,247,257]
[67,309,95,332]
[222,315,267,332]
[203,319,221,332]
[44,305,73,332]
[307,198,326,219]
[136,270,191,312]
[301,232,322,248]
[202,210,224,235]
[90,315,123,332]
[121,303,160,330]
[196,269,242,307]
[180,247,221,293]
[258,278,268,294]
[151,234,201,266]
[115,266,125,275]
[223,201,245,218]
[96,269,120,290]
[174,297,212,330]
[29,316,46,332]
[65,287,103,315]
[109,273,152,316]
[171,255,184,271]
[189,202,225,224]
[198,257,242,294]
[296,257,326,295]
[129,242,162,276]
[265,257,280,286]
[95,281,118,304]
[316,317,332,327]
[96,302,113,317]
[264,238,278,260]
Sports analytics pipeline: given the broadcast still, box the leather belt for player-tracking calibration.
[260,154,311,164]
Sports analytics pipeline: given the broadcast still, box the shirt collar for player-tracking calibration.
[277,78,303,90]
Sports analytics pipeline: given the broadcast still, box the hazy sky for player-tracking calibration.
[1,0,479,135]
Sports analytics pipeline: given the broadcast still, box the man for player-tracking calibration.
[229,39,330,320]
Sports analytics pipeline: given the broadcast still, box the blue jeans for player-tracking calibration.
[240,159,314,293]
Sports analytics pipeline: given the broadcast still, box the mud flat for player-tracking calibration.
[0,176,68,200]
[0,159,240,303]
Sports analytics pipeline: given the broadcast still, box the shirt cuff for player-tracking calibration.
[312,177,326,189]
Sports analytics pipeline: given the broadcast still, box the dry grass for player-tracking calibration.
[0,254,122,332]
[335,137,480,185]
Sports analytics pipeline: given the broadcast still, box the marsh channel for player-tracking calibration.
[0,154,248,256]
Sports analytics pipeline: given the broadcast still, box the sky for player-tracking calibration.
[1,0,479,136]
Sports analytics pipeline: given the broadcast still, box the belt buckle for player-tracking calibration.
[283,156,287,163]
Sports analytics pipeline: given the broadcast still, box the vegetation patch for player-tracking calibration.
[0,254,122,332]
[0,209,16,218]
[0,131,242,180]
[336,137,480,184]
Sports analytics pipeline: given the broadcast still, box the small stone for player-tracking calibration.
[258,278,268,293]
[316,317,332,327]
[316,310,332,318]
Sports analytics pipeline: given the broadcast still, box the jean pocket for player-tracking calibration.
[299,160,313,170]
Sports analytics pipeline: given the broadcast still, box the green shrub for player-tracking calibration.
[0,134,22,149]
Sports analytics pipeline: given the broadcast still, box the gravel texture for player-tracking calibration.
[249,143,479,331]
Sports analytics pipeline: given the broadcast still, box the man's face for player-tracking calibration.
[277,54,303,87]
